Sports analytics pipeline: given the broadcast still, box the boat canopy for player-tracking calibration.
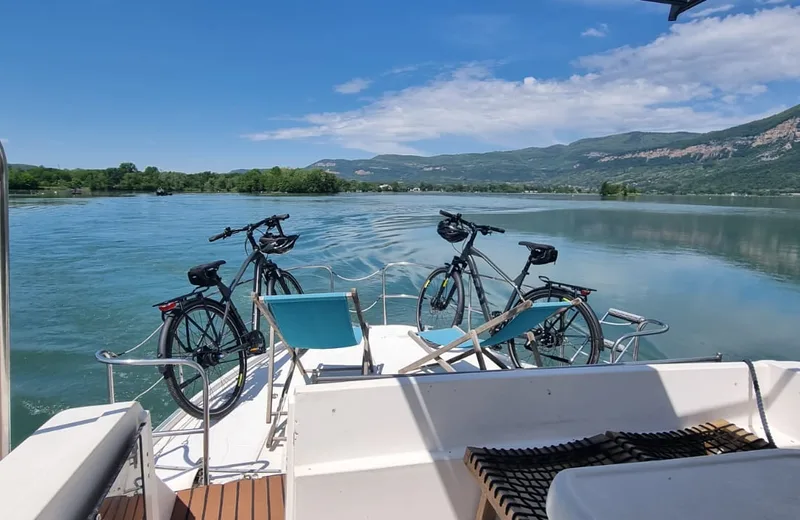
[642,0,709,21]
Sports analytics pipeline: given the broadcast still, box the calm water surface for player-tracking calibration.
[9,193,800,443]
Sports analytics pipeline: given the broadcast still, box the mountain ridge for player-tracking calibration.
[306,105,800,193]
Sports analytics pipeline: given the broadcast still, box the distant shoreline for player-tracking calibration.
[10,189,800,200]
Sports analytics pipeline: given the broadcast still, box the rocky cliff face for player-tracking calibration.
[595,117,800,164]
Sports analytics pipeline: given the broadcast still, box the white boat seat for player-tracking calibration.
[547,448,800,520]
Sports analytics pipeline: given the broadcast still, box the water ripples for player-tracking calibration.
[8,192,800,444]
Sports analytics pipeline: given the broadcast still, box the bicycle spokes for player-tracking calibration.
[171,308,242,401]
[418,271,462,331]
[516,307,595,368]
[431,279,457,311]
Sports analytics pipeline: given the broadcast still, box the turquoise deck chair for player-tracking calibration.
[400,299,576,374]
[253,289,374,447]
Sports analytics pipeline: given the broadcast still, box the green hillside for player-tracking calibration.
[308,105,800,194]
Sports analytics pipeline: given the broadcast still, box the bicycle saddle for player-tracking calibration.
[187,260,226,287]
[519,242,558,265]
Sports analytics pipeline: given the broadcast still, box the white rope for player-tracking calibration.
[117,322,164,356]
[133,376,164,402]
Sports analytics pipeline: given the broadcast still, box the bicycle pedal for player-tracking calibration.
[245,330,267,355]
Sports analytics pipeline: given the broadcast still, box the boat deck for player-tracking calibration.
[153,324,500,491]
[101,475,285,520]
[171,475,285,520]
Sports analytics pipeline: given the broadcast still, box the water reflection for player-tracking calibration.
[479,207,800,283]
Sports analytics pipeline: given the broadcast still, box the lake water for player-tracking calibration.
[8,193,800,444]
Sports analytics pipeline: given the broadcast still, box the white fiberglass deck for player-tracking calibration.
[152,324,499,491]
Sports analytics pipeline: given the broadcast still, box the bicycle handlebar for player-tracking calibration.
[439,209,505,235]
[208,214,291,242]
[485,225,505,234]
[208,229,230,242]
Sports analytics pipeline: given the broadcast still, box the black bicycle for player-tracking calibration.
[155,214,303,420]
[417,210,603,368]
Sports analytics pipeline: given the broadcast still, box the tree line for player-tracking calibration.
[8,163,345,194]
[600,181,638,197]
[8,162,587,195]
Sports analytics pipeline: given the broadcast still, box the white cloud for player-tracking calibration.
[334,78,372,94]
[582,23,609,37]
[688,4,735,18]
[579,8,800,90]
[381,62,443,77]
[384,65,420,76]
[247,7,800,155]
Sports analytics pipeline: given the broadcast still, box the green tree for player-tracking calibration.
[8,171,39,190]
[119,162,138,174]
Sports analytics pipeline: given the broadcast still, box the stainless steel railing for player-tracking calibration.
[0,141,11,459]
[95,350,210,486]
[285,261,437,325]
[599,308,671,363]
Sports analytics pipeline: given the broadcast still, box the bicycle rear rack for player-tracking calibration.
[599,308,670,363]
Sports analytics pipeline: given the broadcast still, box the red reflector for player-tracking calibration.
[580,290,591,296]
[159,302,177,312]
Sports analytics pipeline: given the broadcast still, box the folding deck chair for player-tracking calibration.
[399,299,578,374]
[253,289,374,447]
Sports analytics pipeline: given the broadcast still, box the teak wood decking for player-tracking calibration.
[101,475,285,520]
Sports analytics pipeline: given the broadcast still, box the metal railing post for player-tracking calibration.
[0,141,11,459]
[381,268,388,325]
[106,365,115,404]
[95,352,210,486]
[266,326,275,420]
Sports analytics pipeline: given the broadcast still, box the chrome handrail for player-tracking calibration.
[95,350,210,486]
[608,319,669,363]
[599,308,671,363]
[283,261,545,328]
[285,261,438,325]
[380,262,436,325]
[283,264,335,291]
[0,141,10,459]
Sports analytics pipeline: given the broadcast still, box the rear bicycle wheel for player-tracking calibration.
[416,267,464,332]
[507,286,603,368]
[159,298,248,420]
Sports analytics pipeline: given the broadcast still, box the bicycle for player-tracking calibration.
[155,214,303,420]
[416,210,603,368]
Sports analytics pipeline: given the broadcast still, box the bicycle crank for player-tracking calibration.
[245,330,267,355]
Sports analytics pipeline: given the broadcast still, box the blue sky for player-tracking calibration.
[1,0,799,172]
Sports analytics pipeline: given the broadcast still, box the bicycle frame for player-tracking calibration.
[439,229,531,326]
[159,225,294,356]
[214,233,294,349]
[439,227,593,329]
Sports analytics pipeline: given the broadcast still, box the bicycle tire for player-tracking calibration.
[507,286,603,368]
[416,267,465,331]
[159,298,248,420]
[266,270,304,295]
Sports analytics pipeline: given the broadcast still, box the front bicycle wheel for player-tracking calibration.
[507,286,603,368]
[267,270,304,295]
[159,298,248,420]
[416,267,465,332]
